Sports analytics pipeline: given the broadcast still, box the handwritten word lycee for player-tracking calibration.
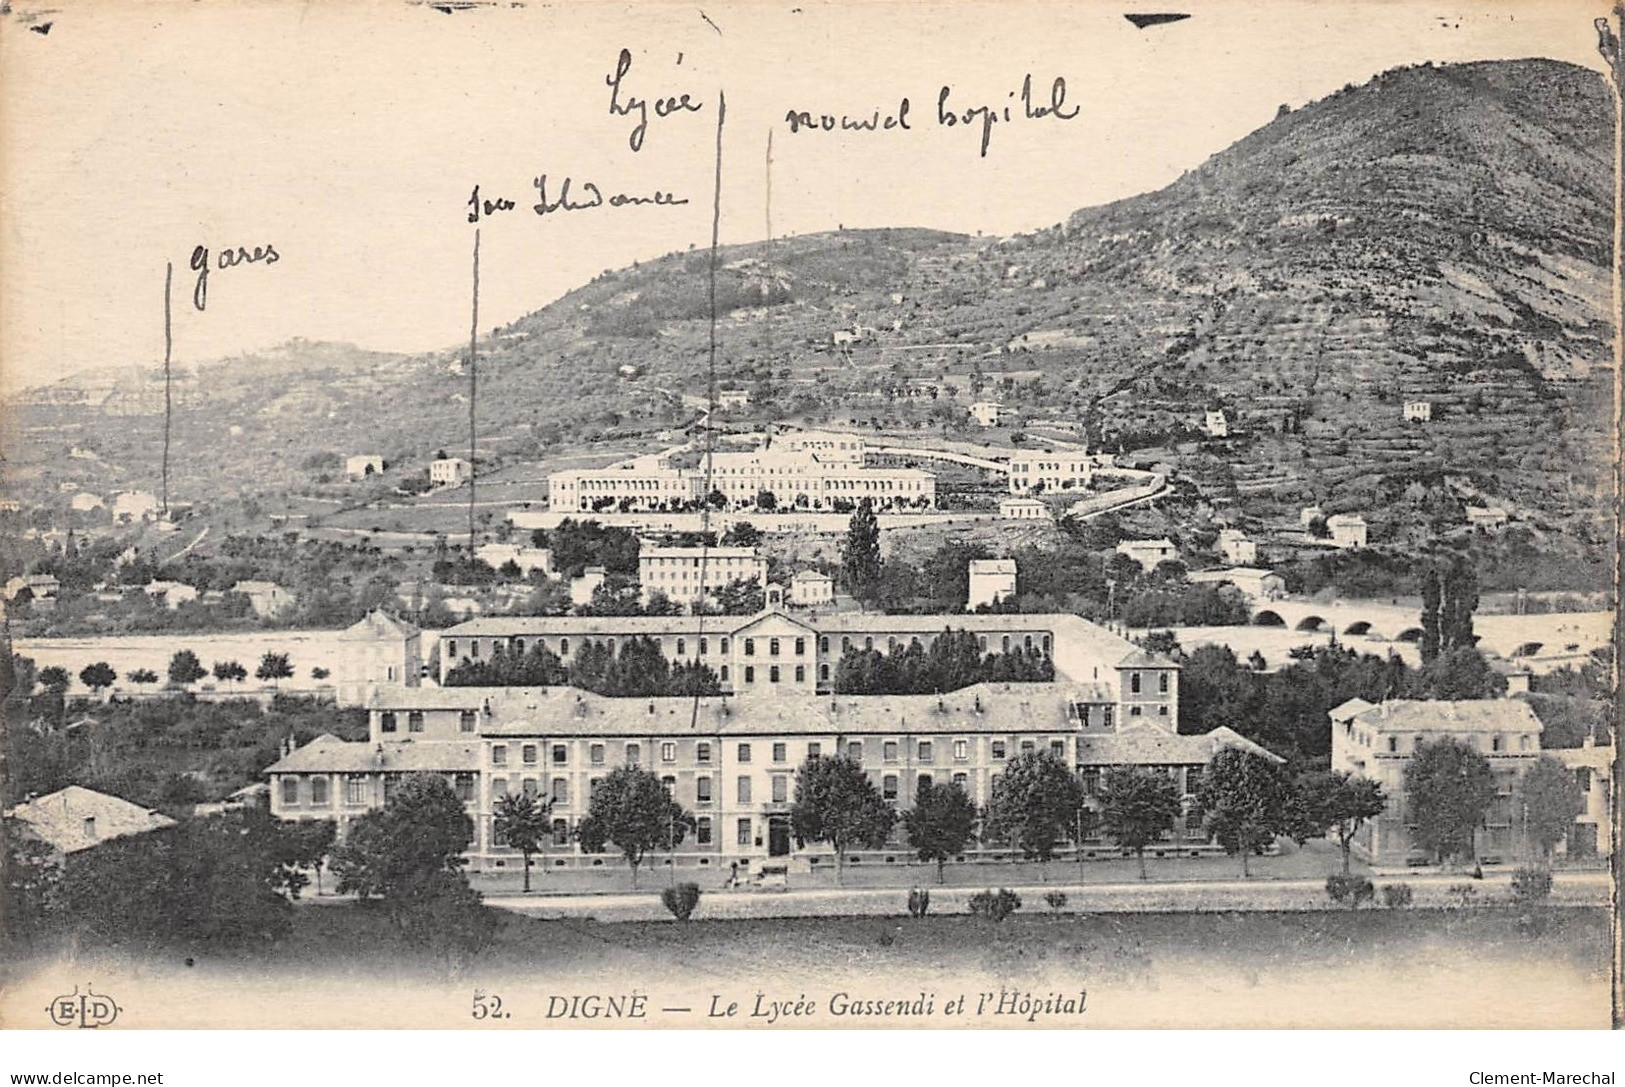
[189,243,279,312]
[606,48,704,152]
[533,174,689,216]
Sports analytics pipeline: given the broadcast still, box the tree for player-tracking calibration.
[167,649,207,686]
[901,780,977,882]
[983,750,1084,869]
[1419,555,1478,664]
[1293,770,1387,873]
[493,790,554,892]
[255,652,294,688]
[578,767,691,888]
[212,660,247,687]
[841,499,882,602]
[329,773,474,920]
[1520,756,1585,860]
[791,755,895,885]
[38,666,71,693]
[1141,630,1181,657]
[4,816,62,943]
[281,819,337,896]
[1403,738,1495,863]
[721,521,762,547]
[712,576,766,615]
[1195,747,1293,877]
[127,668,159,685]
[1098,766,1182,880]
[79,661,117,694]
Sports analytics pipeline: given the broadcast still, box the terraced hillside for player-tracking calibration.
[6,58,1614,576]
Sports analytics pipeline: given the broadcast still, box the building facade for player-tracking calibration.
[1330,698,1544,865]
[431,458,473,486]
[967,558,1017,610]
[267,616,1238,872]
[1008,452,1094,495]
[639,546,766,607]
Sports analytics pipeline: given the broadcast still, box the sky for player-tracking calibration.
[0,0,1609,394]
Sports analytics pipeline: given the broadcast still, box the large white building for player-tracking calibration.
[1008,452,1094,495]
[266,606,1255,871]
[967,558,1017,610]
[549,447,935,514]
[639,546,766,607]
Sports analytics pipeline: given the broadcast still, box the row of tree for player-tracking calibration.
[831,630,1054,694]
[443,636,722,697]
[57,651,299,695]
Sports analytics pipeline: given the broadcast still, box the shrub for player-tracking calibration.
[906,887,931,918]
[1324,874,1375,909]
[1510,866,1553,905]
[660,882,702,922]
[1446,883,1478,908]
[1044,890,1068,912]
[1381,883,1414,909]
[968,888,1022,922]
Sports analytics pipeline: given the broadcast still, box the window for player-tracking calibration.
[1081,767,1101,795]
[1019,740,1035,756]
[491,777,508,798]
[281,778,299,805]
[552,744,567,764]
[311,777,330,806]
[1102,706,1114,730]
[882,774,898,801]
[745,666,756,684]
[720,638,729,654]
[772,742,787,763]
[772,776,788,803]
[918,741,933,763]
[916,774,933,798]
[551,777,568,803]
[661,775,676,795]
[553,819,570,847]
[807,742,822,758]
[770,638,780,657]
[795,637,805,656]
[769,666,781,683]
[819,636,830,653]
[1001,635,1010,652]
[380,712,397,733]
[559,638,569,656]
[492,745,508,766]
[952,772,967,789]
[1387,737,1398,753]
[661,741,677,763]
[1577,768,1592,793]
[1519,736,1531,751]
[744,638,756,657]
[847,741,862,762]
[721,665,731,683]
[738,743,752,763]
[699,637,709,655]
[1158,672,1169,694]
[1130,706,1143,717]
[470,641,481,658]
[459,711,476,733]
[842,636,852,652]
[697,776,713,802]
[589,743,605,765]
[522,744,538,764]
[1491,735,1503,752]
[1159,705,1169,716]
[589,777,602,798]
[1131,672,1142,694]
[819,664,829,682]
[795,665,805,683]
[1186,767,1203,796]
[345,775,367,805]
[522,778,539,798]
[864,637,874,651]
[696,817,713,845]
[953,739,969,762]
[737,777,752,803]
[676,638,686,655]
[737,818,752,846]
[1050,740,1066,759]
[446,641,457,658]
[883,741,899,762]
[626,743,641,766]
[697,742,712,763]
[407,712,424,733]
[991,740,1007,759]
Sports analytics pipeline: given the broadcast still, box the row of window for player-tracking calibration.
[441,631,1058,663]
[488,737,1074,768]
[279,772,476,807]
[1127,672,1170,695]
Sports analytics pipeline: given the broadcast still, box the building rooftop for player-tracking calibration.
[1347,699,1543,734]
[339,609,421,641]
[6,785,176,855]
[267,733,484,774]
[1079,721,1280,766]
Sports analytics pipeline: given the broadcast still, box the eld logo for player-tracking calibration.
[46,986,121,1029]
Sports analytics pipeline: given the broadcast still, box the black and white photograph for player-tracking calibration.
[0,0,1618,1054]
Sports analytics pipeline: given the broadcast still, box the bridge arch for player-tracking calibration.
[1254,610,1285,627]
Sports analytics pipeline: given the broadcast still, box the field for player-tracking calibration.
[2,905,1608,1029]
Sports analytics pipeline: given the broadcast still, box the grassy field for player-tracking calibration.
[4,905,1608,1029]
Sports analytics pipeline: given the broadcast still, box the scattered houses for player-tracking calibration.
[969,401,1004,427]
[232,580,295,619]
[1216,528,1257,565]
[1203,410,1230,438]
[111,490,160,523]
[430,457,473,487]
[998,496,1051,520]
[1465,506,1509,527]
[476,543,553,576]
[788,569,834,607]
[1008,452,1095,495]
[70,492,105,512]
[5,573,60,603]
[1403,400,1433,423]
[1114,538,1180,571]
[1186,567,1286,601]
[143,580,200,610]
[1327,513,1369,549]
[345,454,386,480]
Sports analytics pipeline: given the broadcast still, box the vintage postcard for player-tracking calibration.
[0,0,1618,1034]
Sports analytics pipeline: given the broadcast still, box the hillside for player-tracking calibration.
[5,58,1615,576]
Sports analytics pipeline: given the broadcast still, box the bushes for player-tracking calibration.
[1511,866,1553,905]
[661,882,702,922]
[1381,883,1414,909]
[968,888,1022,922]
[906,887,931,918]
[1044,890,1068,912]
[1324,874,1375,909]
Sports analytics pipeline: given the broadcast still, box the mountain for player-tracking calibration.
[6,59,1615,572]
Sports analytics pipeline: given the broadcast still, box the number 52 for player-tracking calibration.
[472,992,505,1020]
